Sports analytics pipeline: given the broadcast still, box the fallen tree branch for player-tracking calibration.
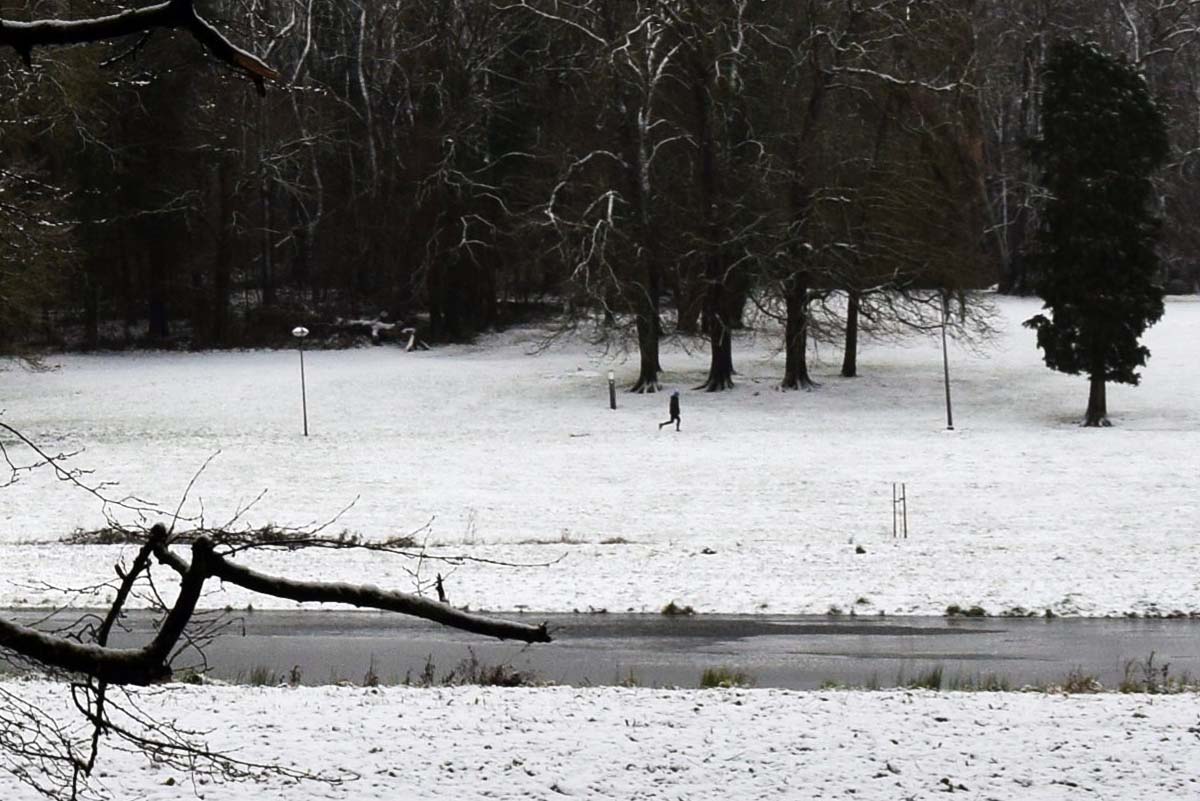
[0,523,550,687]
[0,0,279,92]
[150,525,550,643]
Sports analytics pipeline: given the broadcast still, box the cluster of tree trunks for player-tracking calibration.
[0,2,1190,399]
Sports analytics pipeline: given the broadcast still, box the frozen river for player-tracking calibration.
[6,609,1196,689]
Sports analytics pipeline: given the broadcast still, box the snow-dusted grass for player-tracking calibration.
[1,681,1197,801]
[1,296,1198,615]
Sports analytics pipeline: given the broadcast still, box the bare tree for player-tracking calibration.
[514,0,688,392]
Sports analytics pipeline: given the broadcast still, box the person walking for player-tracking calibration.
[658,389,681,431]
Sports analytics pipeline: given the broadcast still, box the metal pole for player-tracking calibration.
[902,482,908,539]
[299,342,308,437]
[608,370,616,410]
[940,291,954,431]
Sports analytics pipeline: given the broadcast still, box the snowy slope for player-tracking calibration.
[0,681,1196,801]
[0,296,1197,615]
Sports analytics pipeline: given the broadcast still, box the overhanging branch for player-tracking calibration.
[151,526,551,644]
[0,530,209,685]
[0,522,549,686]
[0,0,279,91]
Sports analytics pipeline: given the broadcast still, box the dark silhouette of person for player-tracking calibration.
[659,390,681,431]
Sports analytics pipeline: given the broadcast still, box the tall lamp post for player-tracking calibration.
[292,326,310,436]
[940,291,954,431]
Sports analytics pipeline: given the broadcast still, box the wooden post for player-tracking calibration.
[892,483,897,538]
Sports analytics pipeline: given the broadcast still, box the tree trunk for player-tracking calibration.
[631,309,661,393]
[781,275,816,390]
[481,253,498,330]
[260,173,275,308]
[691,55,734,393]
[699,322,735,391]
[83,267,99,351]
[1084,372,1109,427]
[729,284,749,329]
[212,159,232,346]
[147,249,169,340]
[602,286,617,327]
[119,235,136,344]
[213,238,231,346]
[257,96,276,309]
[998,204,1030,294]
[696,272,739,388]
[674,275,703,335]
[841,289,861,378]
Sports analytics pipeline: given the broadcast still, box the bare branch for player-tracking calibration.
[0,0,279,90]
[149,528,551,644]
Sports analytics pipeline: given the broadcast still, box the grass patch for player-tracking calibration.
[245,665,282,687]
[1119,651,1196,694]
[62,527,141,545]
[946,672,1012,692]
[362,656,381,688]
[221,650,539,689]
[819,674,880,691]
[822,668,1013,692]
[405,655,438,687]
[176,668,206,685]
[1056,668,1103,694]
[661,601,696,616]
[900,665,944,690]
[517,531,589,545]
[699,666,752,689]
[438,648,539,687]
[616,668,640,688]
[945,604,988,618]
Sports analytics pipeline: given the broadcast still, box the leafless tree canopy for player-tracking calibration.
[2,1,1195,389]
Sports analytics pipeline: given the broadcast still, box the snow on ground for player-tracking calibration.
[0,296,1198,615]
[1,681,1197,801]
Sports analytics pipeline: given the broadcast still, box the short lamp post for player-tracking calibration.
[607,370,616,410]
[292,326,310,436]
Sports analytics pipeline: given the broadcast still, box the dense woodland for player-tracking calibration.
[1,1,1199,389]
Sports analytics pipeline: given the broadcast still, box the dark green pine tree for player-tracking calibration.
[1025,40,1169,427]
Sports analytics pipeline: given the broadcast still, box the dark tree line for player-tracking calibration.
[1026,40,1169,427]
[0,1,1195,390]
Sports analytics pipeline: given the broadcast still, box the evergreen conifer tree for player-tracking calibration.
[1025,40,1169,427]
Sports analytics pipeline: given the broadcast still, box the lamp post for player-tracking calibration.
[607,370,616,410]
[292,326,310,436]
[940,291,954,431]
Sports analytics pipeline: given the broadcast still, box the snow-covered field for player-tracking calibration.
[3,297,1199,801]
[1,681,1197,801]
[1,295,1198,615]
